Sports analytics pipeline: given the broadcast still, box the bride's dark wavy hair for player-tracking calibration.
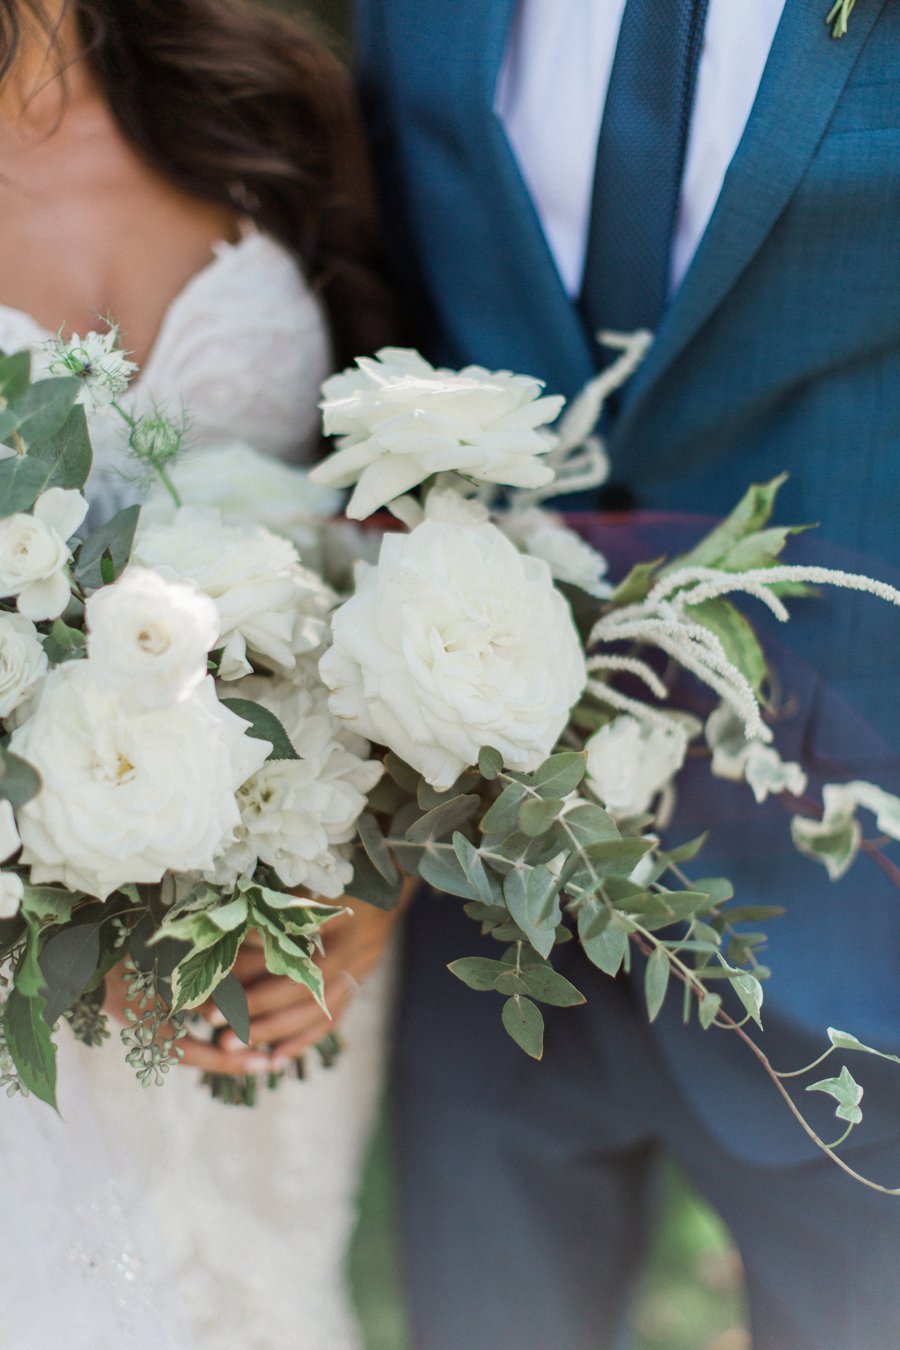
[0,0,400,367]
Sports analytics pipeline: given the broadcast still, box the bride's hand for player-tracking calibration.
[209,883,415,1069]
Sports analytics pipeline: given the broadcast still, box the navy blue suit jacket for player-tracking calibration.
[357,0,900,1162]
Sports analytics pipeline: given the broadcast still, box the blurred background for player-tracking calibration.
[258,1,752,1345]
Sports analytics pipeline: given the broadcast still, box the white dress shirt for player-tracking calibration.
[495,0,787,298]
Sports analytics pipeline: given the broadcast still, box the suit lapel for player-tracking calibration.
[453,0,598,399]
[613,0,889,440]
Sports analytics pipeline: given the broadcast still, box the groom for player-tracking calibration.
[356,1,900,1347]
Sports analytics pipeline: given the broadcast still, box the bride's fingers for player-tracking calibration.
[178,1033,271,1077]
[243,974,315,1020]
[231,981,353,1054]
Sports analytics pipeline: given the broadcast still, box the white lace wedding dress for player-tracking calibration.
[0,232,395,1350]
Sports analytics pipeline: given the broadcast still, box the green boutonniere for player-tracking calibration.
[826,0,856,37]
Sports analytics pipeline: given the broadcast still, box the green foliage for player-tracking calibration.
[75,504,140,591]
[689,599,768,696]
[3,987,57,1109]
[39,920,102,1026]
[211,972,251,1045]
[502,996,544,1059]
[662,474,793,576]
[220,698,299,760]
[807,1064,864,1125]
[0,748,41,810]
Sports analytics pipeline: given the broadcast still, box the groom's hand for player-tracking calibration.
[207,883,414,1069]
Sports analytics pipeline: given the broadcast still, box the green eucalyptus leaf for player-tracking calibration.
[417,848,480,900]
[20,885,77,926]
[75,504,141,591]
[0,350,32,403]
[663,833,709,865]
[447,956,514,992]
[3,987,58,1109]
[349,847,405,911]
[501,996,544,1059]
[220,698,297,761]
[698,991,723,1029]
[557,802,620,850]
[452,833,496,905]
[579,905,630,977]
[405,794,480,844]
[478,746,504,781]
[518,963,585,1008]
[518,796,564,838]
[0,455,50,518]
[384,753,421,793]
[644,947,670,1023]
[503,866,560,961]
[692,877,735,906]
[12,377,80,445]
[22,400,91,489]
[0,748,41,809]
[531,752,586,799]
[480,781,529,836]
[357,812,399,884]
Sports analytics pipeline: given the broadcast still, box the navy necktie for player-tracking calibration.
[579,0,711,351]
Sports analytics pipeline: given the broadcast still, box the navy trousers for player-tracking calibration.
[395,896,900,1350]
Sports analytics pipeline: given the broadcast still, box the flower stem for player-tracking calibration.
[826,0,855,37]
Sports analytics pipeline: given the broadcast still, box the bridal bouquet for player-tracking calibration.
[2,331,899,1188]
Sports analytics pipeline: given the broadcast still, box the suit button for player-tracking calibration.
[596,483,637,511]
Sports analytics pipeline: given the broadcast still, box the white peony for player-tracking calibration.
[320,511,587,791]
[503,508,613,597]
[0,613,48,719]
[213,674,383,898]
[140,442,341,558]
[42,327,138,412]
[10,663,268,900]
[310,347,564,519]
[0,488,87,621]
[585,715,689,819]
[85,567,220,712]
[134,506,333,682]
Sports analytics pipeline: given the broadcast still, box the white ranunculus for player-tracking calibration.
[140,442,341,557]
[310,347,564,519]
[213,673,383,898]
[0,488,87,621]
[503,508,613,597]
[42,327,138,412]
[0,614,48,719]
[85,567,220,712]
[585,715,689,819]
[10,663,268,900]
[134,506,333,682]
[320,512,587,791]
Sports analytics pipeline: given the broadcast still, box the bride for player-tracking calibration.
[0,2,404,1346]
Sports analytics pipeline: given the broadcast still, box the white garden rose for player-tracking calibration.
[310,347,564,519]
[0,488,87,621]
[0,796,25,919]
[141,442,341,558]
[10,663,268,900]
[503,508,613,597]
[85,567,220,712]
[585,715,689,819]
[0,613,48,719]
[134,506,333,682]
[213,674,383,898]
[320,512,587,790]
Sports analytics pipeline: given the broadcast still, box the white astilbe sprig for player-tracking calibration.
[586,653,669,700]
[511,330,652,508]
[660,565,900,616]
[591,609,769,742]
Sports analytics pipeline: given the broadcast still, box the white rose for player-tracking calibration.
[10,663,268,900]
[320,514,587,791]
[0,613,48,719]
[85,567,220,712]
[134,506,333,682]
[310,347,564,519]
[213,673,383,897]
[503,508,612,598]
[140,442,341,558]
[0,870,23,919]
[585,715,689,819]
[0,488,87,620]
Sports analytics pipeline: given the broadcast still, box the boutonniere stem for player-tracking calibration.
[826,0,856,37]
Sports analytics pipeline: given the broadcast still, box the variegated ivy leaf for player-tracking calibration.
[806,1064,864,1126]
[827,1028,900,1067]
[790,811,861,882]
[706,704,807,804]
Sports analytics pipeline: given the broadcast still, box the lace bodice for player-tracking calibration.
[0,231,333,522]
